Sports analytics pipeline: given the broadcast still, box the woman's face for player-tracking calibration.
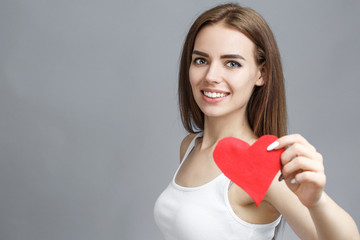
[189,23,264,119]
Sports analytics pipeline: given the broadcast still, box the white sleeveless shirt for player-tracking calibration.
[154,133,281,240]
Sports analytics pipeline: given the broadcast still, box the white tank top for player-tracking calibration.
[154,133,281,240]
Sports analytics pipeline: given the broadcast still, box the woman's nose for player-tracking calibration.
[205,62,222,84]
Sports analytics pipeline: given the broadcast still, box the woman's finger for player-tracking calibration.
[282,156,324,179]
[294,171,326,186]
[267,133,316,152]
[281,143,322,166]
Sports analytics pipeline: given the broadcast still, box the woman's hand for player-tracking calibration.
[267,134,326,209]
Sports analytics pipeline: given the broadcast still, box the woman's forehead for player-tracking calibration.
[194,23,255,58]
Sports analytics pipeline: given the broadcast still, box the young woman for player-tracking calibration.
[154,3,359,239]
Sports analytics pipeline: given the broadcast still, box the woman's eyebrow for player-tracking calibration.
[192,50,209,57]
[221,54,245,60]
[192,50,245,60]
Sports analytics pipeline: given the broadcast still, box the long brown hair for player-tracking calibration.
[178,3,287,137]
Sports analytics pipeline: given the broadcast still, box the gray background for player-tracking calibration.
[0,0,359,239]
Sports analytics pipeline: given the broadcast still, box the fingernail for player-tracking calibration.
[267,141,279,151]
[290,178,296,184]
[278,173,284,181]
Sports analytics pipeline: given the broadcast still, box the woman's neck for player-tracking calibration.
[200,111,257,150]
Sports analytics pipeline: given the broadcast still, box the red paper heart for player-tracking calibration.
[213,135,284,206]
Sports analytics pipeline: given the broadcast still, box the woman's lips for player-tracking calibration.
[201,89,230,102]
[201,89,230,99]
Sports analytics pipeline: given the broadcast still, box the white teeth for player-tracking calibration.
[203,91,227,98]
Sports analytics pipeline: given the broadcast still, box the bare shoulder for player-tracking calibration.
[179,133,197,163]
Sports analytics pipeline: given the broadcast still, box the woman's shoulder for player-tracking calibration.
[179,133,198,163]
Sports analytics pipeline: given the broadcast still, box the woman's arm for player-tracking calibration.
[267,134,360,240]
[308,192,359,240]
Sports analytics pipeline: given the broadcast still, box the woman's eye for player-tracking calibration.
[194,58,207,65]
[226,61,241,68]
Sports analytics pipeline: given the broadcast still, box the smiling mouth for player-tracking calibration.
[202,90,230,99]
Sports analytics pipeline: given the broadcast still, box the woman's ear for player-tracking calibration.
[255,76,264,86]
[255,64,265,86]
